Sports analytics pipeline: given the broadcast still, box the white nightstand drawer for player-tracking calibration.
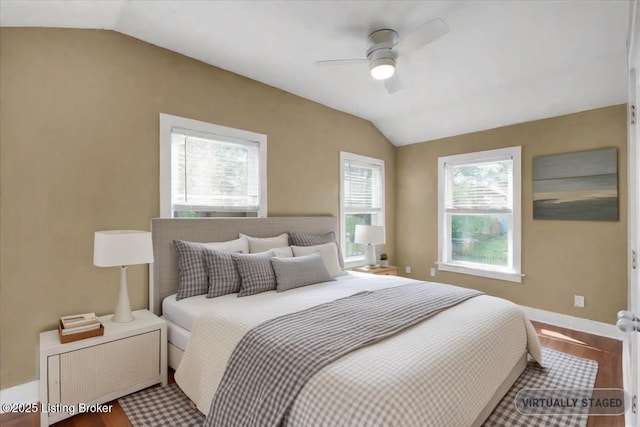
[51,330,160,404]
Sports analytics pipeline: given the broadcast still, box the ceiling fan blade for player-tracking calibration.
[384,75,404,94]
[394,18,449,56]
[315,59,369,67]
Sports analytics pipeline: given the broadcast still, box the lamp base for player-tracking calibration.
[112,266,134,323]
[364,244,377,267]
[112,312,134,323]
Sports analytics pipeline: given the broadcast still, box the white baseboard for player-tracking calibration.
[0,380,39,412]
[520,305,624,340]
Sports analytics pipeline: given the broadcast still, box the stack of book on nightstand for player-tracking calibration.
[58,312,104,343]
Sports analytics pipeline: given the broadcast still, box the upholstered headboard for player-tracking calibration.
[149,216,338,315]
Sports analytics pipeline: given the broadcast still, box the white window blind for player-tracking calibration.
[171,129,260,214]
[343,160,382,212]
[445,158,513,212]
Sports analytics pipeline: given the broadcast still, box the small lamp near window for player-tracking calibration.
[93,230,154,323]
[354,225,385,268]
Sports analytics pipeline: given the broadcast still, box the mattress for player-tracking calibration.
[161,316,191,351]
[162,294,211,332]
[175,273,542,426]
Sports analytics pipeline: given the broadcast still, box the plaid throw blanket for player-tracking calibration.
[204,282,483,427]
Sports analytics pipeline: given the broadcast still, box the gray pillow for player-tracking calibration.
[272,252,334,292]
[203,249,241,298]
[232,251,276,297]
[291,242,345,278]
[288,231,344,268]
[174,240,209,300]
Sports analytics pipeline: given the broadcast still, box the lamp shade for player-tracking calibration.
[354,225,385,245]
[94,230,154,267]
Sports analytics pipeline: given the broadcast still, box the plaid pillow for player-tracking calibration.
[174,238,248,300]
[272,252,334,292]
[288,231,344,269]
[232,251,276,297]
[174,240,209,300]
[203,249,241,298]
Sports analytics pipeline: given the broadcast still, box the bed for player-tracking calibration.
[150,217,541,427]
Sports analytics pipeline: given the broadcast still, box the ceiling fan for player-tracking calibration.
[316,18,449,94]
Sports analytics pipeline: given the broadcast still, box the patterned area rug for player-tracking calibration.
[119,348,597,427]
[483,348,598,426]
[119,380,204,427]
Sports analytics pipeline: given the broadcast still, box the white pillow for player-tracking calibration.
[202,236,249,254]
[240,233,289,253]
[271,246,293,257]
[291,242,346,278]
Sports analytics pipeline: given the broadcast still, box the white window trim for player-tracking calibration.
[159,113,267,218]
[437,146,522,283]
[339,151,385,269]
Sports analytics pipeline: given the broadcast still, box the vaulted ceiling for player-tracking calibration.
[0,0,630,146]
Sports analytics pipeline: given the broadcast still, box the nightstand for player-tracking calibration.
[352,265,400,276]
[39,309,167,426]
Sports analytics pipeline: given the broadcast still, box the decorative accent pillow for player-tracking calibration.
[291,242,346,278]
[204,237,249,254]
[239,233,289,253]
[203,249,241,298]
[173,238,249,301]
[270,246,293,257]
[272,252,334,292]
[174,240,210,300]
[232,251,277,297]
[288,231,344,268]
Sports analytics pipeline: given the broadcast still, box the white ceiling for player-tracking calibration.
[0,0,630,146]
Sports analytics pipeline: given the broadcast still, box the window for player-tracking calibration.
[437,146,521,282]
[160,114,267,218]
[340,152,385,266]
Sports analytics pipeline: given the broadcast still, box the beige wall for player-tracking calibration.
[0,28,396,389]
[396,105,627,324]
[0,27,628,391]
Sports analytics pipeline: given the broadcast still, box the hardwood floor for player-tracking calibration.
[531,321,624,427]
[0,323,624,427]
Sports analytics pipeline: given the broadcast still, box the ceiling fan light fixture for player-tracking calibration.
[370,58,395,80]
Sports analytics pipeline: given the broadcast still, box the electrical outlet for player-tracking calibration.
[430,267,436,277]
[574,295,585,308]
[405,266,412,274]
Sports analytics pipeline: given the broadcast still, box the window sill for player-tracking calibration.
[437,262,523,283]
[343,257,366,270]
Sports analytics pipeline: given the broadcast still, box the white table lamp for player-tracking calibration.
[94,230,154,323]
[354,225,385,267]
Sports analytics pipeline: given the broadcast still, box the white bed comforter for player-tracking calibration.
[175,273,542,426]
